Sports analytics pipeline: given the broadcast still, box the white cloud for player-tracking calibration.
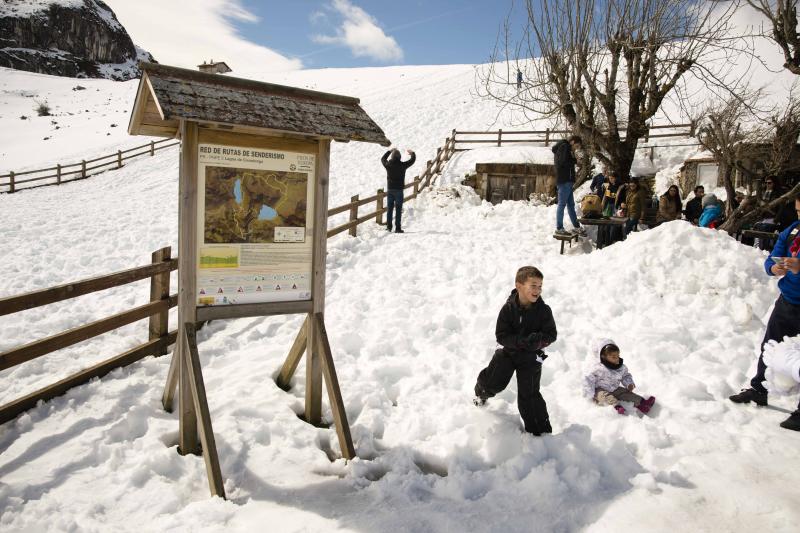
[103,0,301,75]
[312,0,403,62]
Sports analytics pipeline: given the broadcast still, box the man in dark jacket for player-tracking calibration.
[552,136,586,237]
[381,148,416,233]
[730,195,800,431]
[684,185,704,225]
[474,266,558,435]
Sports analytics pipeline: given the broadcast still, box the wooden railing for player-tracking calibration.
[0,138,179,193]
[0,247,177,424]
[452,122,695,152]
[0,133,459,424]
[326,131,456,238]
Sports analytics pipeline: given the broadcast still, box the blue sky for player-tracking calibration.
[237,0,523,68]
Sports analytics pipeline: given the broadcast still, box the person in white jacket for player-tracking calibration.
[583,339,655,415]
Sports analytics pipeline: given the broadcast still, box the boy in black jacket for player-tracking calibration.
[474,266,557,435]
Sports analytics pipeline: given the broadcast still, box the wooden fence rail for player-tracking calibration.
[0,131,459,424]
[0,138,178,194]
[452,122,695,151]
[0,246,178,424]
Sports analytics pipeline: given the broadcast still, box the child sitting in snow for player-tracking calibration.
[583,339,655,415]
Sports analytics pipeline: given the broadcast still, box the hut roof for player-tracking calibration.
[128,62,390,146]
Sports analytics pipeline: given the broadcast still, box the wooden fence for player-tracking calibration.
[452,122,695,152]
[0,246,177,424]
[0,132,458,424]
[0,138,179,194]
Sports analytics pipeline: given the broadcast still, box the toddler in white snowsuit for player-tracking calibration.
[583,339,655,415]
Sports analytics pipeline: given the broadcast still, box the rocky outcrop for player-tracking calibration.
[0,0,154,80]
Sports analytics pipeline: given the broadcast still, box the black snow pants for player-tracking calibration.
[476,349,550,434]
[751,295,800,409]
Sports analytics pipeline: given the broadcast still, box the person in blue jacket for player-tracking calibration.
[699,193,723,228]
[730,194,800,431]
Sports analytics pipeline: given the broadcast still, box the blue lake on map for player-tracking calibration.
[233,178,278,220]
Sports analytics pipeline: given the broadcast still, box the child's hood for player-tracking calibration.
[593,338,616,358]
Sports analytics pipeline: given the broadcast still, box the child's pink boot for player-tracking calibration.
[636,396,655,414]
[614,405,626,415]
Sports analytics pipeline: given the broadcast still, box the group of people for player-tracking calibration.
[472,266,656,435]
[473,248,800,435]
[380,140,800,434]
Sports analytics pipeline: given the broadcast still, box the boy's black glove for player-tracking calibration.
[534,349,548,362]
[525,332,551,351]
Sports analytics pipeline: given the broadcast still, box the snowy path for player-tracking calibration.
[2,183,800,532]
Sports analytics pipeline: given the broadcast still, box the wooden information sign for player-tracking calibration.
[128,63,390,498]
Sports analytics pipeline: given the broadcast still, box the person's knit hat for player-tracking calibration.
[702,193,719,208]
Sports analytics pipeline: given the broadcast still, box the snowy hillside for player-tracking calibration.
[1,57,800,532]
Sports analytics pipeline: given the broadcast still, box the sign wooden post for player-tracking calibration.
[128,63,389,498]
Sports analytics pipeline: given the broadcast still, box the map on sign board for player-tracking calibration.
[204,166,308,244]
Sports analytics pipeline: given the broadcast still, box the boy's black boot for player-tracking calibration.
[540,418,553,434]
[779,410,800,431]
[729,388,768,406]
[473,383,489,407]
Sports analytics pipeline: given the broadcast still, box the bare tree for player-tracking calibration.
[478,0,743,185]
[746,0,800,75]
[697,90,800,234]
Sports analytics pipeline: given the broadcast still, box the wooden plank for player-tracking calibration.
[0,260,177,317]
[161,340,180,412]
[305,310,322,425]
[313,313,355,459]
[178,325,199,455]
[276,316,308,389]
[183,323,226,498]
[149,247,172,355]
[0,330,177,425]
[196,300,313,322]
[197,127,318,154]
[306,139,330,425]
[178,120,199,327]
[348,194,359,237]
[0,294,177,372]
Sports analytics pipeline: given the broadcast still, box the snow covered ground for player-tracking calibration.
[1,60,800,532]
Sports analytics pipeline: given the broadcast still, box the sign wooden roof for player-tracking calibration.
[128,62,390,145]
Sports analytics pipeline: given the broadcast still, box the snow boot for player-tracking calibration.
[473,383,489,407]
[386,224,392,232]
[779,410,800,431]
[395,228,404,233]
[571,226,587,237]
[554,228,571,237]
[636,396,656,414]
[614,405,626,415]
[729,388,768,406]
[540,418,553,434]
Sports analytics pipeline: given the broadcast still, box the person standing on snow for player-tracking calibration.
[552,136,587,237]
[380,148,416,233]
[473,266,557,436]
[730,194,800,431]
[516,69,523,89]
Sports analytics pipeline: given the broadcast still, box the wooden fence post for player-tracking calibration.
[376,189,384,225]
[149,246,172,355]
[413,177,419,196]
[689,120,696,137]
[348,194,359,237]
[497,129,503,147]
[117,150,123,169]
[150,141,155,156]
[81,160,86,179]
[56,164,61,185]
[644,125,650,144]
[8,171,14,193]
[426,160,433,186]
[544,128,550,146]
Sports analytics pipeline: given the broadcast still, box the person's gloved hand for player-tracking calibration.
[526,332,551,350]
[534,349,548,363]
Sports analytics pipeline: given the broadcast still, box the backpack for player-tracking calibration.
[580,194,603,218]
